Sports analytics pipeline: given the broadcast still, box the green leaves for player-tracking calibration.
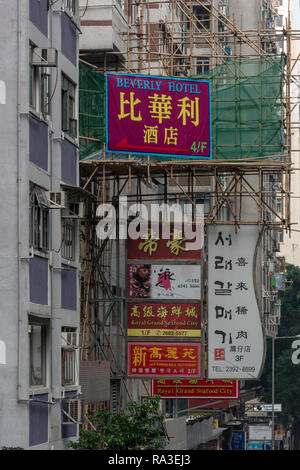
[68,396,166,451]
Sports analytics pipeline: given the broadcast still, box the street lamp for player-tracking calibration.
[271,334,300,450]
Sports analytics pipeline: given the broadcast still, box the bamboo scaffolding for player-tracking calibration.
[78,0,299,418]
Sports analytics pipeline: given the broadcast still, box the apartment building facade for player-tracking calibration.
[0,0,82,449]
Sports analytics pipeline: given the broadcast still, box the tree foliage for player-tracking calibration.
[257,264,300,423]
[68,396,167,451]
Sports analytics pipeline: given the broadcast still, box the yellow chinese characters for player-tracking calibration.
[138,229,159,256]
[118,92,142,121]
[177,97,200,127]
[166,230,188,256]
[148,94,172,123]
[143,125,158,144]
[132,346,147,367]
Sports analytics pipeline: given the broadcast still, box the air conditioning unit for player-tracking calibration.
[64,399,82,424]
[32,48,58,67]
[45,191,66,209]
[62,202,84,218]
[61,331,80,349]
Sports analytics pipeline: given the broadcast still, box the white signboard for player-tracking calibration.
[207,226,264,379]
[254,404,282,412]
[249,425,272,441]
[291,339,300,365]
[0,80,5,104]
[127,264,201,300]
[0,340,6,365]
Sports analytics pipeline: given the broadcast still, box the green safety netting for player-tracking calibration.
[79,62,105,160]
[79,54,285,161]
[192,54,285,161]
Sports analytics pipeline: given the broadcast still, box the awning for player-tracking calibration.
[61,183,96,201]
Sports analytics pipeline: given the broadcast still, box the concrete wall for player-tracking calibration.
[0,0,81,450]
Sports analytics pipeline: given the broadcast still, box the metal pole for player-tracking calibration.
[272,335,275,450]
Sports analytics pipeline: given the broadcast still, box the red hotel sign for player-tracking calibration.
[106,72,212,159]
[127,341,201,378]
[127,302,201,337]
[152,379,239,399]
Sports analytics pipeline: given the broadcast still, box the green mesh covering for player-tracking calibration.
[79,62,105,159]
[79,55,285,161]
[191,54,285,161]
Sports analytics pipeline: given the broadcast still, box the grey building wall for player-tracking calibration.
[0,0,81,450]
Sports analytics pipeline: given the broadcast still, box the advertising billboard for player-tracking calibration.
[127,341,201,378]
[106,72,212,159]
[127,302,201,338]
[127,263,201,300]
[207,225,265,379]
[127,224,201,261]
[152,379,239,399]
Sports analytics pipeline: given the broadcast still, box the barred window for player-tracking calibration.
[61,218,76,261]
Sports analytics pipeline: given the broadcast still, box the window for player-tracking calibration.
[193,5,211,31]
[61,218,76,261]
[30,46,51,117]
[63,0,77,16]
[29,323,47,387]
[29,186,50,251]
[62,74,77,138]
[61,328,78,386]
[276,15,283,27]
[196,57,209,75]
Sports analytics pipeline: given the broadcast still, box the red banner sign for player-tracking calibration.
[127,302,201,337]
[106,72,212,159]
[152,379,239,399]
[127,341,201,378]
[127,225,201,261]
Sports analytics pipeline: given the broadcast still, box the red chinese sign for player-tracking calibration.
[106,72,212,159]
[152,379,239,399]
[127,341,201,378]
[127,225,201,260]
[127,302,201,337]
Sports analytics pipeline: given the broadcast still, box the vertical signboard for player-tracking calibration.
[126,224,202,378]
[207,225,264,379]
[106,72,212,159]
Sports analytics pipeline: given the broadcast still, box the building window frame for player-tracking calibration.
[61,74,77,139]
[61,218,76,261]
[196,57,210,75]
[30,46,51,118]
[61,328,79,387]
[29,186,50,252]
[63,0,77,17]
[29,322,48,388]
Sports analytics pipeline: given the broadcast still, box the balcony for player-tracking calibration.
[79,0,128,67]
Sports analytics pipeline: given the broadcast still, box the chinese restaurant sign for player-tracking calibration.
[207,225,265,379]
[127,302,201,337]
[106,72,212,159]
[127,225,201,261]
[152,379,239,399]
[127,264,201,299]
[127,341,201,378]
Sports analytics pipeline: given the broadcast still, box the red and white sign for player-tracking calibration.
[152,379,239,399]
[127,341,201,378]
[127,264,201,299]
